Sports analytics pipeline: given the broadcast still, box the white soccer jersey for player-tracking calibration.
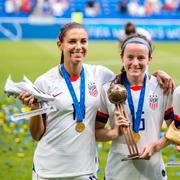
[98,75,173,180]
[173,86,180,124]
[33,63,115,178]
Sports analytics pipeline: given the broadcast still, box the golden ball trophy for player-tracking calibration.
[107,84,140,161]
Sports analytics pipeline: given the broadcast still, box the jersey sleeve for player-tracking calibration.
[96,65,115,85]
[96,84,109,124]
[163,92,173,121]
[173,86,180,126]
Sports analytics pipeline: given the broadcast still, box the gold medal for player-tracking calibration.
[75,122,85,133]
[133,132,141,143]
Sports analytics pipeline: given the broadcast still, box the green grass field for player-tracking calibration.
[0,40,180,180]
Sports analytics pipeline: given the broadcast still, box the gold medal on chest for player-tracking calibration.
[75,122,85,133]
[133,132,141,143]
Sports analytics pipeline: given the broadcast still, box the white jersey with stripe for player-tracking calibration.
[99,75,173,180]
[173,85,180,123]
[33,64,115,178]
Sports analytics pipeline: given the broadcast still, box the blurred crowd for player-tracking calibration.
[3,0,180,17]
[118,0,180,16]
[4,0,69,16]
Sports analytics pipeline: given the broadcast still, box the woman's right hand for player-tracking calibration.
[18,92,40,110]
[114,110,130,136]
[114,110,130,127]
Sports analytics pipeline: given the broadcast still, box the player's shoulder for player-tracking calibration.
[83,63,112,73]
[148,75,165,94]
[148,75,158,86]
[173,85,180,98]
[83,63,115,83]
[34,66,59,87]
[36,66,58,81]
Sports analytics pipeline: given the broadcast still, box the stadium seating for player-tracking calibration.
[0,0,180,19]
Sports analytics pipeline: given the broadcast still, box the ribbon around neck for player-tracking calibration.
[124,75,147,132]
[61,64,85,122]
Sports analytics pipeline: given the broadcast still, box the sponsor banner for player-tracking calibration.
[0,18,180,41]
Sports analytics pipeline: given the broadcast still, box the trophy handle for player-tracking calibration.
[108,84,140,161]
[116,103,140,161]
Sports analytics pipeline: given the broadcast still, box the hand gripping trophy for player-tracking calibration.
[107,83,140,161]
[166,86,180,145]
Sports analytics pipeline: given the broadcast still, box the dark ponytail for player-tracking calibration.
[111,66,126,85]
[60,52,64,64]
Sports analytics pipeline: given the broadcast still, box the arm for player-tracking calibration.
[95,121,119,142]
[29,112,45,141]
[18,92,45,141]
[140,88,176,159]
[95,83,119,142]
[95,111,129,141]
[140,133,170,160]
[140,119,172,160]
[152,70,175,95]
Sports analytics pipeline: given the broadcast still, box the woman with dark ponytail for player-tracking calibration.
[95,34,175,180]
[19,22,115,180]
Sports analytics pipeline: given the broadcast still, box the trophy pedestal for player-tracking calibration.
[122,154,140,161]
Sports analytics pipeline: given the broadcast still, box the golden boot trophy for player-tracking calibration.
[108,84,140,161]
[166,121,180,145]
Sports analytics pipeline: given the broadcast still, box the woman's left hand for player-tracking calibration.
[139,143,157,160]
[153,70,175,95]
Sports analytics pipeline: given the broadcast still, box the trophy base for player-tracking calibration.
[121,154,140,161]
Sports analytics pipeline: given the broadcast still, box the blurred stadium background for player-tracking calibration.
[0,0,180,180]
[0,0,180,41]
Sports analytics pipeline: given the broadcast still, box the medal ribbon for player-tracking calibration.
[124,75,147,133]
[61,64,85,122]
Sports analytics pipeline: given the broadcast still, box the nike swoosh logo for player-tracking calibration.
[52,92,63,97]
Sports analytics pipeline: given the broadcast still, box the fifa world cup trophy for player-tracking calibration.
[107,84,140,161]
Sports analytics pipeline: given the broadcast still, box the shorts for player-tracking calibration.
[32,171,97,180]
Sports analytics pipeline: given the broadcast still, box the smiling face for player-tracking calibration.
[122,43,151,84]
[58,28,88,67]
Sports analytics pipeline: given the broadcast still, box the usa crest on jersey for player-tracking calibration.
[149,93,158,110]
[88,82,98,97]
